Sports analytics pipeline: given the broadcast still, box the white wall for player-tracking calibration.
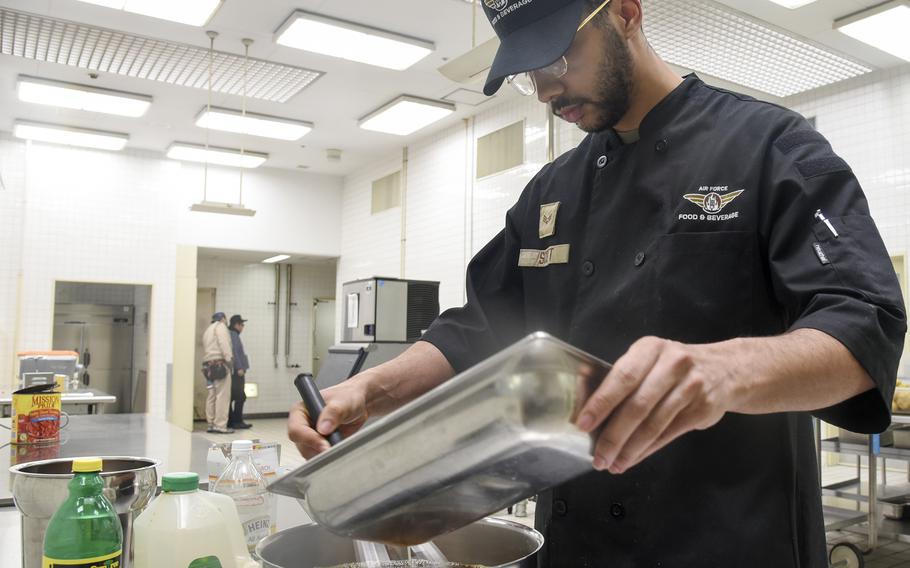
[0,134,342,419]
[197,258,336,415]
[337,95,562,327]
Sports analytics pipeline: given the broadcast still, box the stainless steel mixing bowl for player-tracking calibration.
[10,456,159,568]
[256,518,544,568]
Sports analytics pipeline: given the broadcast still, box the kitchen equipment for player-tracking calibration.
[133,472,259,568]
[880,495,910,520]
[52,303,135,413]
[269,332,608,545]
[17,351,78,390]
[342,277,439,343]
[256,517,543,568]
[10,456,159,568]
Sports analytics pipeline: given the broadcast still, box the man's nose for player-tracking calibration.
[534,73,564,104]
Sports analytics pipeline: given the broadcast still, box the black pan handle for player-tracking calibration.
[294,373,343,446]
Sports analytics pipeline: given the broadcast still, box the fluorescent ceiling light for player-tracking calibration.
[767,0,817,8]
[167,143,268,169]
[835,1,910,62]
[14,121,128,151]
[190,201,256,217]
[195,107,313,141]
[17,75,152,117]
[275,10,433,70]
[74,0,222,26]
[359,96,455,136]
[262,254,291,264]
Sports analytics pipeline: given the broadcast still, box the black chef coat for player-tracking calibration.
[421,75,907,568]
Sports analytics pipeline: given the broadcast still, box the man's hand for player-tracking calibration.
[238,369,245,377]
[288,378,370,458]
[576,336,735,474]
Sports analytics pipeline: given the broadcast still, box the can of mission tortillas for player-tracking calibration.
[11,384,63,445]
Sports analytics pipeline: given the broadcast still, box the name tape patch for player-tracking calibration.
[518,244,570,268]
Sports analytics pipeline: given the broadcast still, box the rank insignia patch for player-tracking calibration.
[683,189,744,214]
[539,202,560,238]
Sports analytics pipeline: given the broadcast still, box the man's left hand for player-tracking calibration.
[575,336,737,474]
[238,369,245,377]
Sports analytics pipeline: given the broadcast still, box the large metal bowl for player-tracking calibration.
[10,456,159,568]
[257,518,544,568]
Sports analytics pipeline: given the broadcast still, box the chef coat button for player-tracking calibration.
[596,155,608,168]
[554,499,568,516]
[610,502,625,519]
[582,260,595,276]
[634,251,646,267]
[655,139,669,154]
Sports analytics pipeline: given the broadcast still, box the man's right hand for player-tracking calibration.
[288,378,370,458]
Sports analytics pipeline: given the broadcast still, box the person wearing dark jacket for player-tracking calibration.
[229,314,252,429]
[288,1,906,566]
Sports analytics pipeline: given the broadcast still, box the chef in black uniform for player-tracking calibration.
[289,0,907,566]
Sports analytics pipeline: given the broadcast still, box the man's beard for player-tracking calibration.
[552,24,634,133]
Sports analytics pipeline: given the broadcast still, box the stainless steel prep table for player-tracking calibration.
[817,414,910,552]
[0,388,117,417]
[1,413,209,507]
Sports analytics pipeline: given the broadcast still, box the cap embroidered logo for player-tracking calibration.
[484,0,509,10]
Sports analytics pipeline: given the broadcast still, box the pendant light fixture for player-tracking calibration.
[187,30,258,216]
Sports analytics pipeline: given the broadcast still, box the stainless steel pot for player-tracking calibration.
[256,518,543,568]
[10,456,159,568]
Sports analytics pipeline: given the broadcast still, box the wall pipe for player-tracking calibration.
[285,264,298,368]
[271,264,280,368]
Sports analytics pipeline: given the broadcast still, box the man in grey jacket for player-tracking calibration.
[229,314,252,429]
[202,312,233,433]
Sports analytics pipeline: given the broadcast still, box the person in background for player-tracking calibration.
[202,312,233,434]
[228,314,252,430]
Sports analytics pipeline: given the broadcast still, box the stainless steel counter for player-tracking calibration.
[2,413,210,507]
[1,388,117,417]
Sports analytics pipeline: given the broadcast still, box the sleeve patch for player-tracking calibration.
[796,156,851,180]
[774,129,828,154]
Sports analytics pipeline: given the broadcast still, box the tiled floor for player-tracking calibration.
[217,418,910,566]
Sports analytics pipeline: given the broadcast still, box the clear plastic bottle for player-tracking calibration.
[211,440,274,555]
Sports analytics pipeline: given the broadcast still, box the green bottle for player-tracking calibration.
[43,457,123,568]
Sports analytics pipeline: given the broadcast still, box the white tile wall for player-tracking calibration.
[0,135,343,417]
[0,133,26,393]
[197,258,337,414]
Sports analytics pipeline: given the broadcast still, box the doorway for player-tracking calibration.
[193,288,216,420]
[313,298,336,378]
[52,282,151,414]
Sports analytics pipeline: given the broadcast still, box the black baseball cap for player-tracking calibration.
[230,315,247,326]
[482,0,586,96]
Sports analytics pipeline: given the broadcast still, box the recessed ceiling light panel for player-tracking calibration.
[1,8,322,103]
[17,75,152,117]
[836,1,910,62]
[14,120,128,151]
[167,143,268,169]
[767,0,818,8]
[275,10,434,70]
[644,0,874,97]
[262,254,291,264]
[195,107,313,141]
[74,0,222,27]
[359,96,455,136]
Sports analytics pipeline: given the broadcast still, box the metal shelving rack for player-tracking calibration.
[817,414,910,552]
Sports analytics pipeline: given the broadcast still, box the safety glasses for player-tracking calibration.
[506,0,612,96]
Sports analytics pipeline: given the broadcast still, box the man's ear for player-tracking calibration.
[617,0,644,40]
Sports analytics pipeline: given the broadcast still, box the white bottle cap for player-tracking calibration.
[231,439,253,454]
